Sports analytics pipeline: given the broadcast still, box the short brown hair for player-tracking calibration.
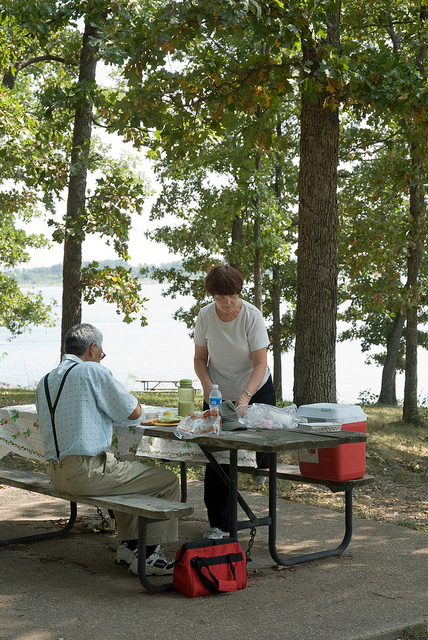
[205,265,243,296]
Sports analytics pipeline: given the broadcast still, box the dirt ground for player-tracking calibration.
[280,469,428,530]
[1,478,428,640]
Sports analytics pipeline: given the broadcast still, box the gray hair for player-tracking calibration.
[65,323,103,356]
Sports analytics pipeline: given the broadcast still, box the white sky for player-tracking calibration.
[22,202,178,269]
[15,59,181,270]
[19,132,180,270]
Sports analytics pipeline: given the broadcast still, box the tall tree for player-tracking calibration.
[402,1,427,423]
[338,1,428,415]
[293,4,341,405]
[60,15,98,348]
[1,1,152,354]
[111,0,345,404]
[0,18,55,334]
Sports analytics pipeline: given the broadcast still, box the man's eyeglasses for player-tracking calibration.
[101,351,106,360]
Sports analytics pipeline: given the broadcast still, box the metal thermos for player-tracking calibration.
[177,379,195,417]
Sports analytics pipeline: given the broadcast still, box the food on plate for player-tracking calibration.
[162,410,176,418]
[140,411,183,427]
[159,411,182,423]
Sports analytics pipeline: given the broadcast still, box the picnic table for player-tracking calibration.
[136,380,180,392]
[140,424,368,566]
[0,404,369,568]
[136,379,200,392]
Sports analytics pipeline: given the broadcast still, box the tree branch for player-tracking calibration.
[2,55,76,89]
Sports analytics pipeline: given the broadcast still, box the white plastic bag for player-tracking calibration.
[174,410,221,440]
[237,403,302,430]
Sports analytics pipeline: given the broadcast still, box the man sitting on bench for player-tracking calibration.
[36,322,178,577]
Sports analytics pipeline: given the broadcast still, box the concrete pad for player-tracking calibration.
[0,480,427,640]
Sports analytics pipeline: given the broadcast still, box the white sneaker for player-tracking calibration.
[202,527,229,540]
[129,545,175,576]
[115,542,137,566]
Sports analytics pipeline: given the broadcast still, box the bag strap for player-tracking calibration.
[44,362,80,459]
[193,554,238,593]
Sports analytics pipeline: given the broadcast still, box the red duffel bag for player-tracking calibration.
[173,538,247,598]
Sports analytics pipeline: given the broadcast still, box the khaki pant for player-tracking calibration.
[49,452,179,544]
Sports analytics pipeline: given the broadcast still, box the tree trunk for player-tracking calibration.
[403,305,419,423]
[60,19,98,355]
[403,145,424,423]
[253,150,263,310]
[272,264,283,401]
[402,3,426,423]
[293,9,340,406]
[378,312,405,405]
[272,121,283,401]
[230,214,243,272]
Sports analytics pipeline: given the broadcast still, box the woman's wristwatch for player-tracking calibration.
[244,390,252,399]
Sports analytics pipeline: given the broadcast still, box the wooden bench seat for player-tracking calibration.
[238,462,374,491]
[0,467,193,593]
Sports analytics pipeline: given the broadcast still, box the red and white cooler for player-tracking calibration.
[297,403,367,481]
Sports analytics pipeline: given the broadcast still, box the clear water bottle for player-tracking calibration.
[209,384,222,411]
[177,379,195,417]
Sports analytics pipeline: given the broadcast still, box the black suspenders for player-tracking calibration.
[44,362,80,460]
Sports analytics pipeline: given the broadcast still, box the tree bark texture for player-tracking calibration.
[230,214,243,272]
[403,145,425,423]
[403,5,426,423]
[60,19,98,354]
[253,150,263,311]
[272,131,283,401]
[272,264,283,401]
[378,312,405,405]
[293,12,340,406]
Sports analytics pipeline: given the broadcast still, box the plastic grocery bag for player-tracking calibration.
[236,403,302,430]
[174,410,221,440]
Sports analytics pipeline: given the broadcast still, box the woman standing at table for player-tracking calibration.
[194,264,276,539]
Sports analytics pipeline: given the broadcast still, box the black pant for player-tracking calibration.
[203,375,276,532]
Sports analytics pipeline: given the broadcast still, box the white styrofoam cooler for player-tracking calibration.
[297,403,367,481]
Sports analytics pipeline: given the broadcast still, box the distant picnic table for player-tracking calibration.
[135,380,199,392]
[136,380,179,392]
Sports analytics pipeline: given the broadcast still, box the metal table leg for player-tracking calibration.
[229,449,238,538]
[268,454,354,566]
[0,501,77,545]
[179,461,188,503]
[180,451,354,568]
[199,447,271,535]
[136,516,174,593]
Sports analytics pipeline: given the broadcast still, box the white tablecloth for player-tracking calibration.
[0,405,257,467]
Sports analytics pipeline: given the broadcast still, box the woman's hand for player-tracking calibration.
[235,392,251,408]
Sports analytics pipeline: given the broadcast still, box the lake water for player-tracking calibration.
[0,283,427,405]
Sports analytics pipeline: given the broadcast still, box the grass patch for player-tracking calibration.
[0,386,36,406]
[403,622,428,640]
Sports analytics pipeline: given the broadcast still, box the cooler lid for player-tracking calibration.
[296,403,367,423]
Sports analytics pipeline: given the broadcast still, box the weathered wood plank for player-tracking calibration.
[0,468,193,520]
[237,463,374,492]
[141,425,367,453]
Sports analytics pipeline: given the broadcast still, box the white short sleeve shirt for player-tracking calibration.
[194,300,270,401]
[36,354,138,461]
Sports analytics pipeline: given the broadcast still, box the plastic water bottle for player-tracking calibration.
[209,384,222,411]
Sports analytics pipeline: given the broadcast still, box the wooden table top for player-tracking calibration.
[140,425,366,453]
